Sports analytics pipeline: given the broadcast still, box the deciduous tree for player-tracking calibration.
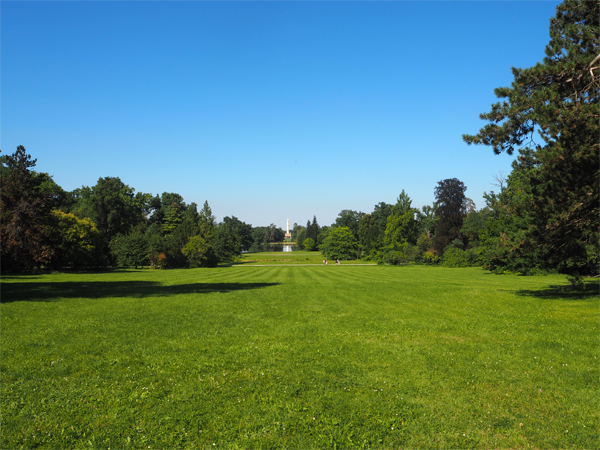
[320,226,358,260]
[0,146,57,270]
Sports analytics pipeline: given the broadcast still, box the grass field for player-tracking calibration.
[234,251,371,265]
[1,259,598,449]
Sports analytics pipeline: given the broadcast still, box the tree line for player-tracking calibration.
[0,147,287,271]
[1,1,596,277]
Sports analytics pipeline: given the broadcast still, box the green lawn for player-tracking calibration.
[1,262,598,449]
[234,251,370,265]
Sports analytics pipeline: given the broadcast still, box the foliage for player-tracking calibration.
[110,230,150,268]
[0,146,57,270]
[334,209,364,240]
[221,216,253,252]
[463,0,599,275]
[295,228,307,250]
[461,208,491,248]
[422,250,440,265]
[358,214,379,255]
[390,190,413,216]
[181,235,218,268]
[316,226,330,248]
[303,237,315,251]
[442,247,470,268]
[214,224,241,262]
[384,210,418,248]
[53,210,102,268]
[415,203,437,238]
[320,226,358,260]
[477,151,541,274]
[433,178,467,255]
[164,218,201,268]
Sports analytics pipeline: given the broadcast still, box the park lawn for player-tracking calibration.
[234,251,370,265]
[1,265,598,449]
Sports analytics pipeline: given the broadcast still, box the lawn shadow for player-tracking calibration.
[1,281,280,303]
[514,280,599,301]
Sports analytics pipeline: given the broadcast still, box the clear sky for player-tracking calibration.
[2,0,561,229]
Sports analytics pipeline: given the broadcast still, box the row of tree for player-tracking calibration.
[0,147,290,271]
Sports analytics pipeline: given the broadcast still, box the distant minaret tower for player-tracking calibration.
[285,218,292,239]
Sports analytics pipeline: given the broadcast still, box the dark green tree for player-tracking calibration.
[71,177,150,262]
[334,210,364,240]
[296,228,307,250]
[110,230,149,268]
[214,224,242,262]
[305,219,313,242]
[0,146,58,270]
[316,226,331,249]
[433,178,467,255]
[358,214,378,255]
[222,216,253,252]
[311,216,320,249]
[463,0,599,275]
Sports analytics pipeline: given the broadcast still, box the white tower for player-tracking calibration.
[285,218,291,239]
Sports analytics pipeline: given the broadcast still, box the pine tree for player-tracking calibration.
[463,0,599,275]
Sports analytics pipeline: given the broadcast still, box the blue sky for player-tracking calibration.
[2,1,561,229]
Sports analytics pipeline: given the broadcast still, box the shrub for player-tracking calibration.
[442,247,470,268]
[423,250,440,265]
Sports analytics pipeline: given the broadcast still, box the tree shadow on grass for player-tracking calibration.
[514,280,599,301]
[1,281,280,303]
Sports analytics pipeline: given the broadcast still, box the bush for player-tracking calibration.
[442,247,470,268]
[423,250,440,265]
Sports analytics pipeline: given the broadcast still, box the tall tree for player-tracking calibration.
[305,219,313,242]
[311,216,320,249]
[463,0,599,275]
[358,214,378,254]
[433,178,467,254]
[0,146,57,270]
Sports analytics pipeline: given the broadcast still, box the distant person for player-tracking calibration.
[323,259,326,265]
[336,259,340,265]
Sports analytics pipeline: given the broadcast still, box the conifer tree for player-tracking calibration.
[463,0,599,275]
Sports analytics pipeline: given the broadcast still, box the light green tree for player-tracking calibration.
[320,227,358,260]
[53,210,102,268]
[303,238,315,251]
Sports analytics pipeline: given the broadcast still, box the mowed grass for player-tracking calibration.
[1,263,598,449]
[235,251,369,265]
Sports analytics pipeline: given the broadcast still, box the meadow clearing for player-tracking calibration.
[1,254,598,449]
